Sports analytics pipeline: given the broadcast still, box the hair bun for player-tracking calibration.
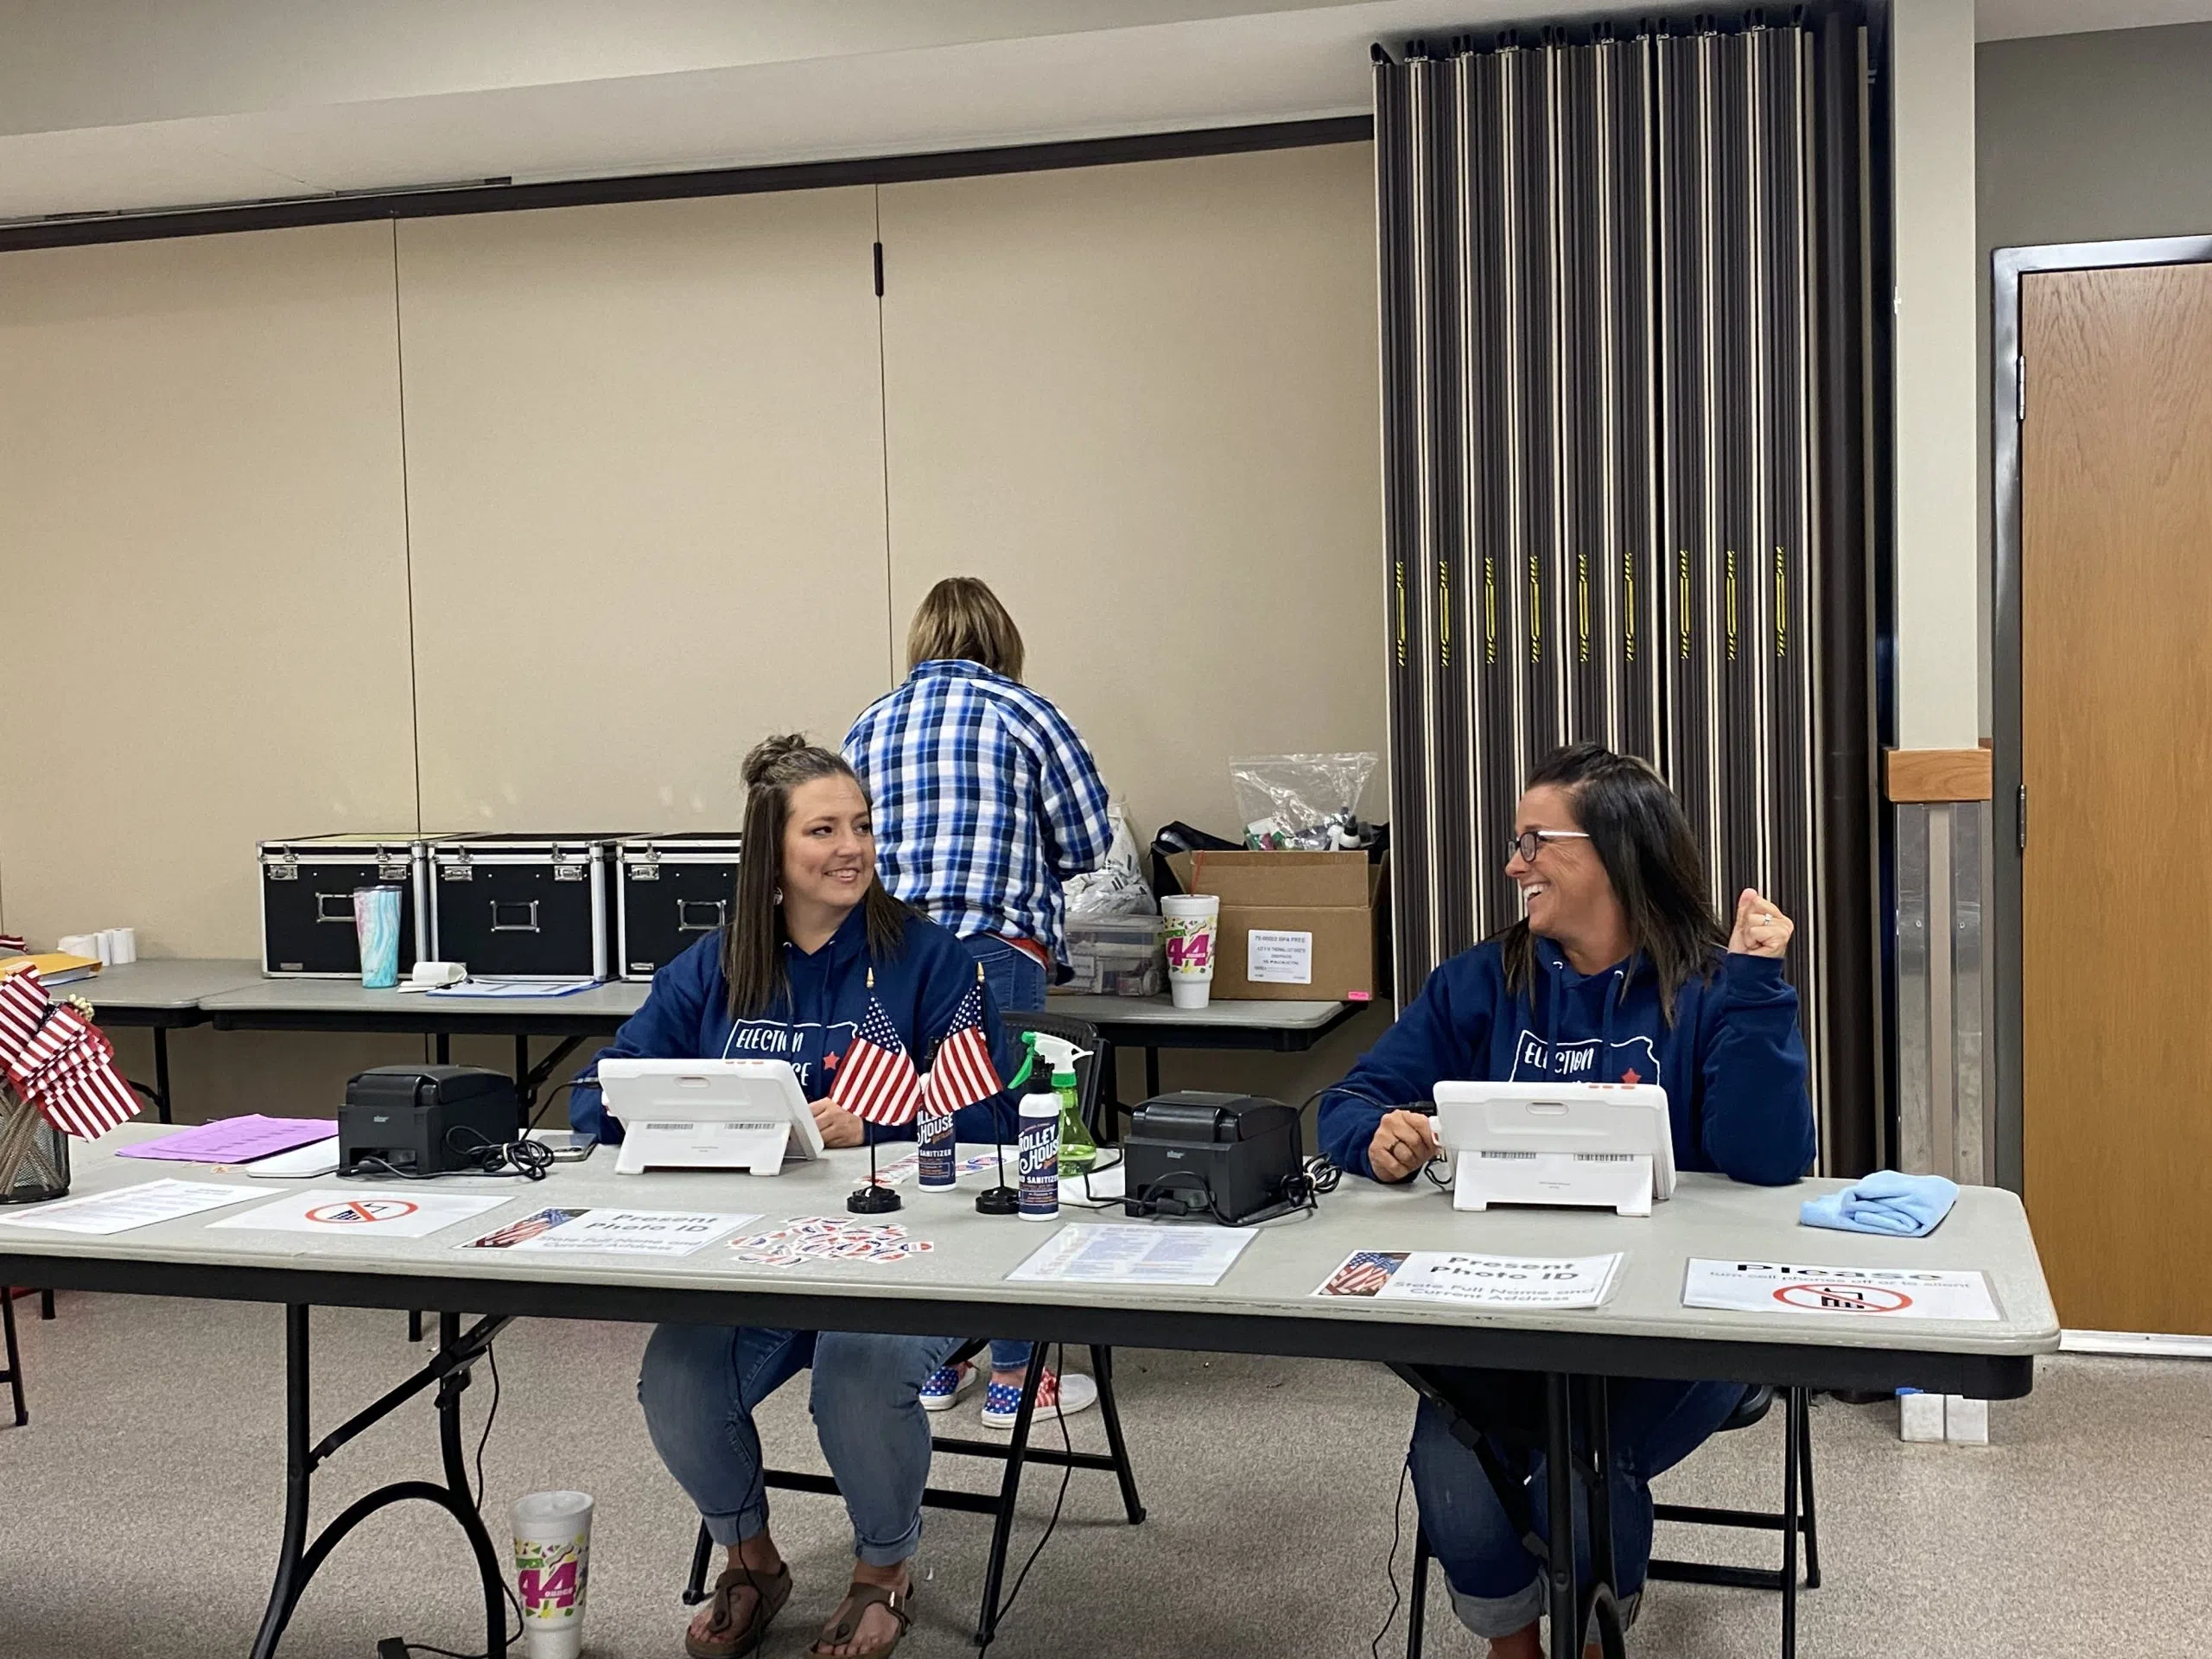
[741,733,814,789]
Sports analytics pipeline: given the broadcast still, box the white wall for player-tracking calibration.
[1889,0,1984,748]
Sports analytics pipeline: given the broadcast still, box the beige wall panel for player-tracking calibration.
[878,145,1386,844]
[0,222,417,957]
[397,190,892,834]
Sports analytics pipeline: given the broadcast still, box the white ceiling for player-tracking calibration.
[4,0,2204,223]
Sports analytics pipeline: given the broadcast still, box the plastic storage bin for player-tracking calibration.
[1058,915,1166,997]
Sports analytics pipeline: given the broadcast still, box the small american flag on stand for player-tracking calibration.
[833,974,921,1128]
[921,969,1003,1122]
[0,964,142,1139]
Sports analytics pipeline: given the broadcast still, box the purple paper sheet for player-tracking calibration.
[117,1115,340,1164]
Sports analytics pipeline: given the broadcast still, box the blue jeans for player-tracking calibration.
[1409,1370,1750,1638]
[961,932,1048,1014]
[959,933,1048,1376]
[639,1324,966,1566]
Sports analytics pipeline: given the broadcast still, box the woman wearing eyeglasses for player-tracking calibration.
[1317,741,1814,1659]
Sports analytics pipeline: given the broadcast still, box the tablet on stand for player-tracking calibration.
[599,1058,825,1176]
[1433,1081,1675,1217]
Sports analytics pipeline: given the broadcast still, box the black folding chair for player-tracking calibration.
[1647,1384,1820,1658]
[3,1286,27,1427]
[680,1012,1147,1648]
[1402,1382,1818,1659]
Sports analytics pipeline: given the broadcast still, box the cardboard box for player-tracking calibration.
[1163,849,1383,1002]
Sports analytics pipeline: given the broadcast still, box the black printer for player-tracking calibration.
[340,1065,520,1176]
[1122,1091,1305,1224]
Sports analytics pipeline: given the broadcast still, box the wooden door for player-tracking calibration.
[2021,261,2212,1335]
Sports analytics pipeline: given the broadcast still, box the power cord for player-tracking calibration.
[976,1342,1077,1654]
[1302,1084,1452,1188]
[1370,1454,1414,1659]
[340,1128,554,1184]
[379,1346,524,1659]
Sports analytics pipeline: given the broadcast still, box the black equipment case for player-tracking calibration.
[429,836,622,981]
[258,835,437,977]
[615,833,744,981]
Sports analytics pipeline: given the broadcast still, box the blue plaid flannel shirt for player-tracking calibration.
[843,659,1114,963]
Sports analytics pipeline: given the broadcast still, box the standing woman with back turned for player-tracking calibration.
[1319,743,1815,1659]
[844,575,1115,1428]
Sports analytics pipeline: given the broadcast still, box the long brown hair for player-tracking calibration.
[723,734,911,1019]
[906,576,1025,681]
[1498,743,1728,1024]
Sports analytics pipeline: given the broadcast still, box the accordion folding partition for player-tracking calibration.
[1373,11,1878,1173]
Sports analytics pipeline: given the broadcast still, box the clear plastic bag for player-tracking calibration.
[1230,753,1380,851]
[1065,803,1157,917]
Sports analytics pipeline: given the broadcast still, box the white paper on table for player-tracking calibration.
[1007,1222,1254,1287]
[207,1188,510,1238]
[0,1179,264,1235]
[506,1209,760,1257]
[1313,1249,1622,1309]
[1062,1162,1125,1203]
[1682,1258,2001,1322]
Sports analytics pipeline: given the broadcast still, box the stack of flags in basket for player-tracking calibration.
[0,963,142,1139]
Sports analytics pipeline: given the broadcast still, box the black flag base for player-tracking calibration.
[976,1136,1018,1214]
[847,1182,901,1215]
[849,1134,901,1214]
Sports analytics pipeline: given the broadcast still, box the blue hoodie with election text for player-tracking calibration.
[569,906,1020,1146]
[1319,938,1814,1185]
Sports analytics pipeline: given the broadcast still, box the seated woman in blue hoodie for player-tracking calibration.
[1318,742,1815,1659]
[570,734,1017,1659]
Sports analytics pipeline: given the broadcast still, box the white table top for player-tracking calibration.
[51,957,267,1012]
[1046,993,1354,1031]
[0,1128,2057,1381]
[198,976,649,1021]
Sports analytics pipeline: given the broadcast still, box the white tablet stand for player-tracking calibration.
[597,1058,825,1176]
[1433,1081,1676,1217]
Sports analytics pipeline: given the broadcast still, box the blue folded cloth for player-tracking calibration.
[1799,1170,1960,1237]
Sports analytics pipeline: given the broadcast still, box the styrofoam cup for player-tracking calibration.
[1160,893,1219,1009]
[511,1490,593,1659]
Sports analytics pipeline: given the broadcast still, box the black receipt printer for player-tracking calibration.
[1123,1091,1303,1224]
[340,1065,519,1176]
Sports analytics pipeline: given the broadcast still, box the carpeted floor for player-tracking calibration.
[2,1293,2204,1658]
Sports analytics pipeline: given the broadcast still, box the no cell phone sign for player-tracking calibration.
[305,1198,422,1225]
[1775,1281,1913,1313]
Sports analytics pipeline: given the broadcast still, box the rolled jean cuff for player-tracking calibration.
[703,1497,772,1549]
[854,1514,925,1569]
[1446,1582,1641,1642]
[1447,1578,1543,1638]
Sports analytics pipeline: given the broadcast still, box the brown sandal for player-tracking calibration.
[684,1560,792,1659]
[806,1580,915,1659]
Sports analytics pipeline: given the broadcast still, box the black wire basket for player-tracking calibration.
[0,1080,71,1205]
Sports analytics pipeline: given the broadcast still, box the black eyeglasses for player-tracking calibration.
[1506,830,1591,863]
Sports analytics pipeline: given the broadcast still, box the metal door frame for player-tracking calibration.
[1990,232,2212,1193]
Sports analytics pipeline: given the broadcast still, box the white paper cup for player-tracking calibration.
[512,1491,593,1659]
[1160,894,1220,1009]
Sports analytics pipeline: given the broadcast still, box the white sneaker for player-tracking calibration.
[980,1368,1099,1430]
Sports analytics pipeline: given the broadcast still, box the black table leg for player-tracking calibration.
[251,1306,318,1659]
[153,1028,174,1124]
[435,1033,452,1065]
[1143,1046,1160,1101]
[251,1303,512,1659]
[1542,1372,1580,1656]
